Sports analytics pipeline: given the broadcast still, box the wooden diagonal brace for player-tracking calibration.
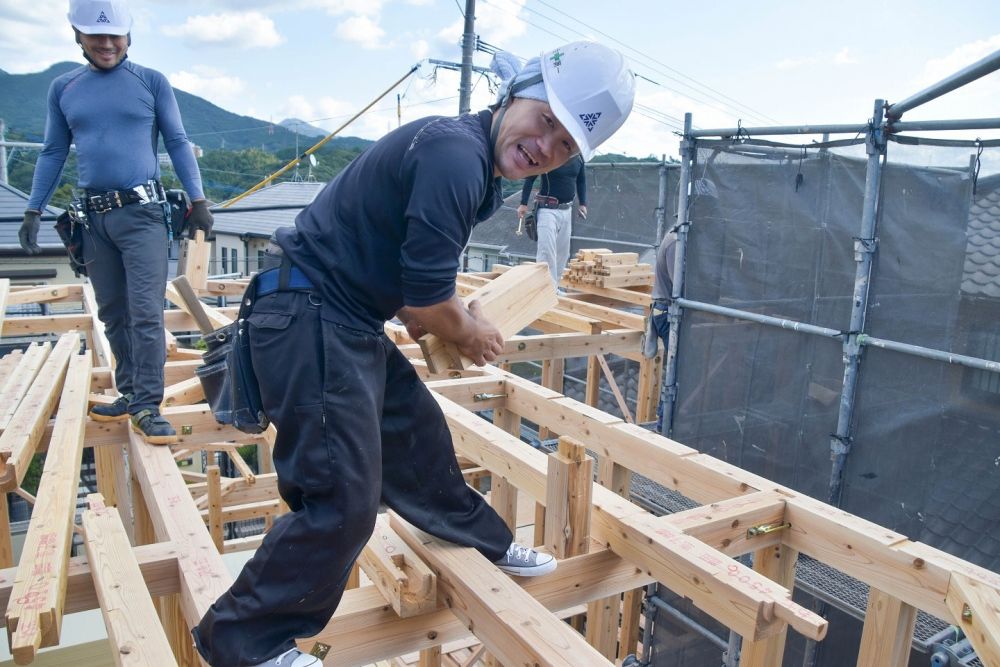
[357,515,436,618]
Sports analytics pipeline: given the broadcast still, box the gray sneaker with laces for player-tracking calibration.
[89,393,133,422]
[493,542,557,576]
[251,648,322,667]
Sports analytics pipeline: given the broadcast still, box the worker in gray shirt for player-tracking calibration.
[20,0,213,444]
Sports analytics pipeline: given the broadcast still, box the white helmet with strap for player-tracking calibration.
[541,41,635,161]
[68,0,132,36]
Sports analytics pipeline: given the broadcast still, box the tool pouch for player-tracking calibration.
[53,209,88,277]
[524,204,538,242]
[195,277,269,434]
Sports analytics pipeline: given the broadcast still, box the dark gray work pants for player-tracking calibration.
[81,203,168,414]
[192,288,513,666]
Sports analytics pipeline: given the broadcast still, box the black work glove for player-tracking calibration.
[19,210,42,255]
[187,199,214,240]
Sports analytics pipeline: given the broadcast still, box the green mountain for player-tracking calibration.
[0,61,370,153]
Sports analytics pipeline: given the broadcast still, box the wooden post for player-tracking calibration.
[206,465,224,552]
[740,544,800,667]
[537,358,564,440]
[856,587,917,667]
[418,644,442,667]
[0,494,12,569]
[585,356,600,408]
[178,230,211,292]
[596,457,634,661]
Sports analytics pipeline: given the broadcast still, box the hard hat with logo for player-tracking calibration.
[541,41,635,161]
[68,0,132,36]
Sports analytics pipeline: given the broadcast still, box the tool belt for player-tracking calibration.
[53,205,88,277]
[535,194,572,210]
[82,180,166,214]
[195,273,269,435]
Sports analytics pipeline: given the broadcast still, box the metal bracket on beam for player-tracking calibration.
[746,522,791,539]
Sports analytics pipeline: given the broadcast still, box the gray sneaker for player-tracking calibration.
[493,542,557,577]
[130,409,178,446]
[251,648,322,667]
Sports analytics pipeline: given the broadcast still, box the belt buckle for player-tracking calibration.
[89,194,112,214]
[133,184,152,205]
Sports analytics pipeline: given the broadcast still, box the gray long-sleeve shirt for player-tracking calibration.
[28,58,204,210]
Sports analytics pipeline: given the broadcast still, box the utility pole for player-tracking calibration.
[0,120,7,185]
[458,0,476,114]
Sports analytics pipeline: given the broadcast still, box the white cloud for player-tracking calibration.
[921,34,1000,84]
[834,47,858,65]
[437,0,527,49]
[411,39,430,60]
[169,66,247,102]
[312,0,385,16]
[336,15,386,49]
[0,0,78,73]
[162,11,284,49]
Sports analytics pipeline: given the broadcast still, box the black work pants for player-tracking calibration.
[81,203,168,413]
[193,289,512,666]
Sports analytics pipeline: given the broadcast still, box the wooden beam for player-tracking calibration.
[5,285,80,307]
[856,587,916,667]
[0,333,79,491]
[496,330,642,365]
[0,314,92,337]
[81,494,177,666]
[166,275,229,334]
[595,354,633,424]
[127,427,233,632]
[177,230,211,292]
[5,352,90,663]
[390,514,613,667]
[418,264,558,373]
[662,491,787,557]
[206,466,224,552]
[161,376,205,408]
[357,515,437,618]
[0,543,180,617]
[301,547,652,666]
[946,572,1000,667]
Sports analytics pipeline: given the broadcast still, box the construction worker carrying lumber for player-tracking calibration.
[517,154,588,290]
[19,0,213,445]
[192,40,634,667]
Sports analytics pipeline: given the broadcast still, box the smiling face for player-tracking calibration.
[492,98,580,179]
[78,32,129,70]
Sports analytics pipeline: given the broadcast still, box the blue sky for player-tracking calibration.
[1,0,999,159]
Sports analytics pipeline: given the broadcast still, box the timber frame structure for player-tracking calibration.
[0,268,998,667]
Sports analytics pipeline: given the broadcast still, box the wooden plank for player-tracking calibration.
[5,352,90,662]
[496,330,642,365]
[595,354,633,424]
[177,230,211,292]
[946,572,1000,667]
[663,491,787,557]
[856,587,916,667]
[0,343,51,433]
[163,307,238,333]
[357,515,437,618]
[165,276,229,334]
[0,351,24,391]
[418,264,558,373]
[0,333,79,491]
[0,495,12,570]
[81,494,177,666]
[161,377,205,408]
[5,285,77,307]
[390,514,612,667]
[0,315,92,337]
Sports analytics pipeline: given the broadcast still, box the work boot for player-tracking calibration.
[250,648,323,666]
[88,393,133,422]
[130,409,178,446]
[493,542,557,577]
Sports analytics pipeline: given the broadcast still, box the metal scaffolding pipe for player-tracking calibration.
[690,123,867,138]
[675,299,843,339]
[829,99,886,508]
[660,113,693,436]
[887,48,1000,120]
[860,335,1000,373]
[654,157,668,246]
[645,593,729,652]
[888,117,1000,132]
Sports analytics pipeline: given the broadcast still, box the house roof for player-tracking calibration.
[469,163,673,265]
[211,181,325,238]
[0,182,65,252]
[961,173,1000,298]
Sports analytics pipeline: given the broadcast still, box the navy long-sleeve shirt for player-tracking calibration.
[519,155,587,206]
[277,110,503,332]
[28,58,204,210]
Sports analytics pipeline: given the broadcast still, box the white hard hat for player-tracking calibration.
[541,41,636,161]
[68,0,132,36]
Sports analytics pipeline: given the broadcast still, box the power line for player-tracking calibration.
[530,0,782,125]
[481,0,780,126]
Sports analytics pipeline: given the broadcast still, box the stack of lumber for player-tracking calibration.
[562,249,654,288]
